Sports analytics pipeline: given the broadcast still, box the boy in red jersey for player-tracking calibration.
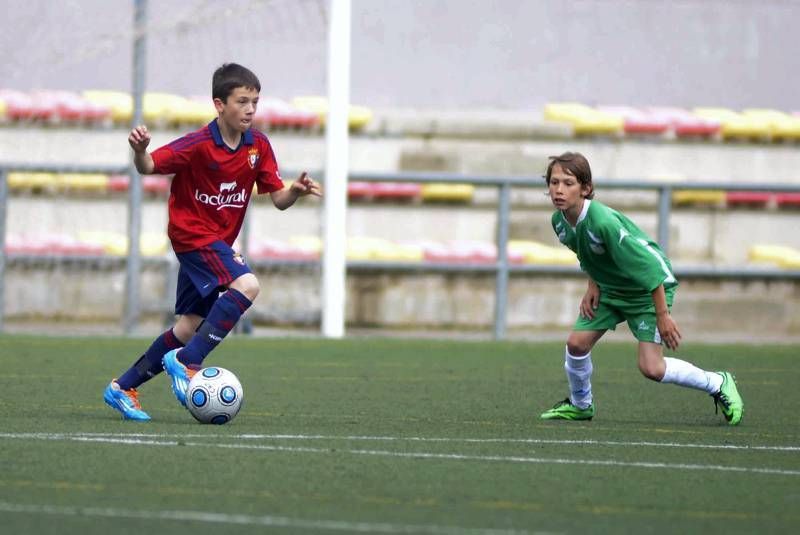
[104,63,321,420]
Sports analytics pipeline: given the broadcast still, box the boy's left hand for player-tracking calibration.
[657,312,682,351]
[290,172,322,197]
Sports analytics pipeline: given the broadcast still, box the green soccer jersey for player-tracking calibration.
[551,199,677,298]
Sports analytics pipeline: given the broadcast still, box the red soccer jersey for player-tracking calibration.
[151,120,285,253]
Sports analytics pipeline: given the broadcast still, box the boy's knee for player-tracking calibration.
[566,336,592,357]
[173,315,202,343]
[638,361,665,382]
[230,273,260,301]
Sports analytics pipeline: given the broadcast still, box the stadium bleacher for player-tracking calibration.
[420,183,475,203]
[291,95,373,130]
[542,102,623,136]
[596,106,670,135]
[644,106,721,138]
[725,191,772,208]
[3,163,800,272]
[4,88,800,147]
[0,89,339,132]
[2,90,800,338]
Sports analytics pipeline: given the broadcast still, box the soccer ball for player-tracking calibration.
[186,367,243,424]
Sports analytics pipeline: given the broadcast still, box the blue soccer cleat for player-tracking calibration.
[103,380,151,421]
[162,348,197,408]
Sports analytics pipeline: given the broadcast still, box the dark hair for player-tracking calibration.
[544,151,594,199]
[212,63,261,102]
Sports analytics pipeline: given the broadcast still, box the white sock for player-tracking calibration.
[565,346,593,409]
[661,357,723,394]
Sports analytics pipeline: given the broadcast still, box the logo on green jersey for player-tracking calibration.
[587,230,605,254]
[555,221,567,242]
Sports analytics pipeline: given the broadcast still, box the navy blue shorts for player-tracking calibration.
[174,241,252,317]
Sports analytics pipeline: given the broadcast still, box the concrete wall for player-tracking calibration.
[5,264,800,341]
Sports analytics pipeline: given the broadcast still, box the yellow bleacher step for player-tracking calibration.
[508,240,578,265]
[82,90,133,123]
[693,107,771,139]
[291,95,373,130]
[543,102,623,136]
[742,109,800,141]
[420,183,475,203]
[748,244,800,269]
[7,172,57,192]
[672,189,726,206]
[77,231,168,256]
[56,173,109,192]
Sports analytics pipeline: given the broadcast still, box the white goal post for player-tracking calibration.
[321,0,351,338]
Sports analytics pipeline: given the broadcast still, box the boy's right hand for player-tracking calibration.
[128,125,151,152]
[579,279,600,319]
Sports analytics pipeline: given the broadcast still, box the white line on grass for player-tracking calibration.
[3,432,797,452]
[0,501,542,535]
[2,433,799,477]
[240,434,800,452]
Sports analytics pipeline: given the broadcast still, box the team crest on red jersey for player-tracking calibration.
[247,147,259,169]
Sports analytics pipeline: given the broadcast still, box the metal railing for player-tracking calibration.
[341,171,800,338]
[2,164,800,337]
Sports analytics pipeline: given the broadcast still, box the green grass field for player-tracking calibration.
[1,334,798,534]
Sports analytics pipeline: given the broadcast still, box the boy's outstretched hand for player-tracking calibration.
[128,125,151,153]
[128,125,155,175]
[290,172,322,197]
[271,172,322,209]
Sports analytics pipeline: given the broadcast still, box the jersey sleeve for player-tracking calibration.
[599,217,675,292]
[255,138,285,194]
[151,136,195,175]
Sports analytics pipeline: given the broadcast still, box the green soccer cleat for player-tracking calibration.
[711,371,744,426]
[540,398,595,421]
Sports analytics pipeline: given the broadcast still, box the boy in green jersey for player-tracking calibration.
[539,152,743,425]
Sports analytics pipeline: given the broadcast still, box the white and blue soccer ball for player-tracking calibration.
[186,367,243,425]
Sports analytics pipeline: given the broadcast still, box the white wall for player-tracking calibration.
[1,0,798,110]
